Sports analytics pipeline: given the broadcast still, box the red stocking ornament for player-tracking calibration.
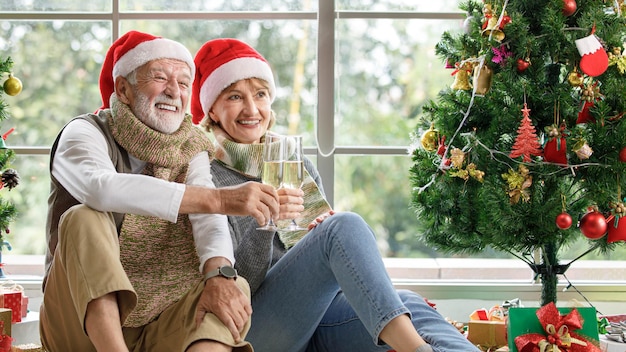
[575,33,609,77]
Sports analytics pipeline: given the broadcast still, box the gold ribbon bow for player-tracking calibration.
[537,324,587,352]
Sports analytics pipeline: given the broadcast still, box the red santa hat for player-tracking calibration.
[191,38,275,125]
[98,30,195,110]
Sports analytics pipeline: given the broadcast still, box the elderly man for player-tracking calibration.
[40,31,279,352]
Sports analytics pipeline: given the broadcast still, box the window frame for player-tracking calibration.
[2,1,465,207]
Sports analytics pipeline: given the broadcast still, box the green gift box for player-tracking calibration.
[507,305,600,352]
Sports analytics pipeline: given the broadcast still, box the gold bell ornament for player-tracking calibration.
[420,123,439,151]
[481,16,505,42]
[451,62,473,91]
[473,63,493,95]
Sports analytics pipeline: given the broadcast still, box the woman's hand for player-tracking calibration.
[276,187,304,220]
[308,210,336,230]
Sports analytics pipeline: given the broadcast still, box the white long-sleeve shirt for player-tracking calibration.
[51,118,234,271]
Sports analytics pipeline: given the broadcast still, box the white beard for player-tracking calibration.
[131,90,185,134]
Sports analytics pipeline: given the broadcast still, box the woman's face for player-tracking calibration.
[209,78,272,144]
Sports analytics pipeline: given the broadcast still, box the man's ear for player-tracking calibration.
[115,76,132,105]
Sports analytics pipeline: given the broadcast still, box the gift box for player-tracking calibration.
[20,296,27,319]
[508,303,601,352]
[0,309,10,337]
[599,335,626,352]
[0,291,21,323]
[0,282,24,324]
[468,305,509,350]
[11,343,44,352]
[468,320,508,350]
[0,310,11,352]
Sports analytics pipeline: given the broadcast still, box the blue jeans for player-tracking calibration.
[246,212,479,352]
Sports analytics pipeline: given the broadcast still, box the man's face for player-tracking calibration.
[125,59,192,134]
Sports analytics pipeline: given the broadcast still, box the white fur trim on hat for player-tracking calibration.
[199,56,275,115]
[113,38,195,80]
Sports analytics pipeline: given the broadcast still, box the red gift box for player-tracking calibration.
[20,295,28,318]
[0,291,22,323]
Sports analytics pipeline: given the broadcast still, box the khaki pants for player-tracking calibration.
[40,204,252,352]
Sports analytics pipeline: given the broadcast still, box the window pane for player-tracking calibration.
[120,0,316,12]
[0,0,110,12]
[3,155,50,255]
[1,21,111,147]
[335,18,460,147]
[334,154,426,257]
[337,0,461,12]
[120,19,318,144]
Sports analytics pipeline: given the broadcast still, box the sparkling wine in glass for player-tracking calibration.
[282,135,306,231]
[257,133,284,231]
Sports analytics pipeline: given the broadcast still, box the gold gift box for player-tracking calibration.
[0,308,11,337]
[467,320,507,350]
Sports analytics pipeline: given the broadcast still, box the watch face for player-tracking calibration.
[220,266,237,278]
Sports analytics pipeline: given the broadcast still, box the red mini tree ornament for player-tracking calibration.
[509,103,543,162]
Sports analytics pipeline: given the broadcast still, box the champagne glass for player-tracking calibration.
[257,133,284,231]
[281,135,306,231]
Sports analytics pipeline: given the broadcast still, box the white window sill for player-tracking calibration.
[3,255,625,322]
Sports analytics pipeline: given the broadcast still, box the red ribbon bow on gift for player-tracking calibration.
[514,303,601,352]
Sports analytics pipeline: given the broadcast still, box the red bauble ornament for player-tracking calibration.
[516,58,530,72]
[619,147,626,162]
[579,211,607,239]
[556,212,573,230]
[562,0,577,16]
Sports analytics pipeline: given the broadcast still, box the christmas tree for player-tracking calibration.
[409,0,626,305]
[0,56,21,276]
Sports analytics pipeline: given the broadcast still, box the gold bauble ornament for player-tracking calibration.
[567,68,583,86]
[420,124,439,151]
[3,73,22,96]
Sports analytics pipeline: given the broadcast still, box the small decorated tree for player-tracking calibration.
[0,56,21,277]
[410,0,626,305]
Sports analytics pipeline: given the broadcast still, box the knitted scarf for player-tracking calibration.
[212,128,332,248]
[108,96,213,327]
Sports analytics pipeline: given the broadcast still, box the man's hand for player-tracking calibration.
[217,182,279,226]
[195,277,252,343]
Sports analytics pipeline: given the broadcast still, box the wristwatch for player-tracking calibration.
[204,265,238,281]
